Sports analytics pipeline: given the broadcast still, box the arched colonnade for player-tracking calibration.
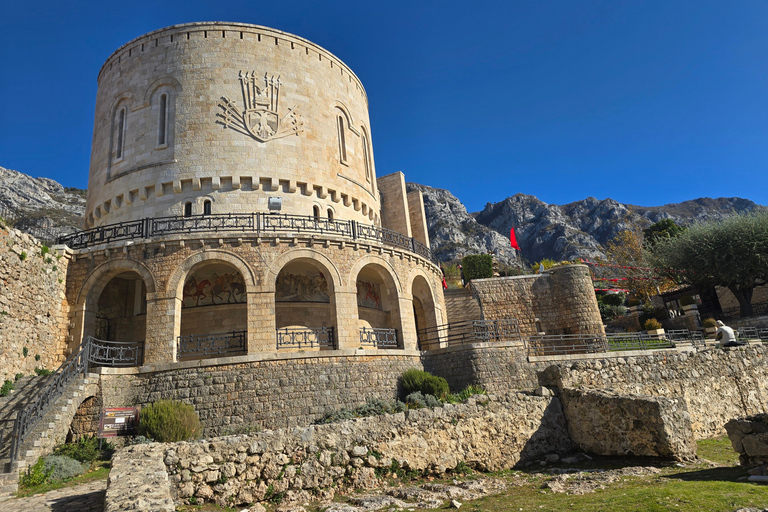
[68,247,446,364]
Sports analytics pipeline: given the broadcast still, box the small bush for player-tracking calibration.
[128,435,154,445]
[0,379,14,397]
[461,254,493,282]
[42,455,86,482]
[40,245,50,256]
[400,368,449,399]
[34,368,53,376]
[20,458,53,487]
[54,436,113,463]
[643,318,663,330]
[19,251,27,261]
[315,399,407,424]
[138,400,202,442]
[702,317,717,328]
[679,295,696,307]
[22,346,28,357]
[405,391,442,408]
[14,373,23,382]
[34,354,41,361]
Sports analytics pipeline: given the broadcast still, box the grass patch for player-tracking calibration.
[15,460,111,497]
[697,436,740,465]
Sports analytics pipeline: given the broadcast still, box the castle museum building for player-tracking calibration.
[62,22,446,365]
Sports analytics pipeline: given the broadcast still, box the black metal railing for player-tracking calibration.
[359,327,398,348]
[524,332,678,357]
[416,319,521,350]
[57,212,438,263]
[0,201,61,246]
[10,336,142,461]
[276,327,335,349]
[177,330,247,359]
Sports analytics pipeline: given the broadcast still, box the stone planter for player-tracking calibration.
[646,328,665,339]
[704,326,717,338]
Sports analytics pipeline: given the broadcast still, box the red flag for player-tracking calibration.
[510,227,521,250]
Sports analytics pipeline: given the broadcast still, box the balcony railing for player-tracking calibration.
[58,212,438,263]
[276,327,335,350]
[359,327,398,348]
[177,330,247,359]
[88,339,144,367]
[416,319,521,349]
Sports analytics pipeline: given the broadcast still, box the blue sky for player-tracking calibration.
[1,1,767,212]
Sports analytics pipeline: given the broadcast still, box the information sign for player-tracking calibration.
[98,407,140,438]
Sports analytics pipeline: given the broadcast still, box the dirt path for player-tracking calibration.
[0,479,105,512]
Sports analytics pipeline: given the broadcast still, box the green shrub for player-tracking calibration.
[54,436,113,463]
[14,373,23,382]
[19,251,27,261]
[40,245,50,256]
[34,367,54,376]
[42,455,86,482]
[702,317,717,328]
[405,391,442,408]
[0,379,14,397]
[22,346,28,357]
[679,295,696,307]
[461,254,493,282]
[400,369,450,399]
[20,458,53,487]
[644,318,663,330]
[315,399,407,424]
[445,384,488,403]
[138,400,202,442]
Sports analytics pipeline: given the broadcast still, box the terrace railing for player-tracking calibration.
[416,319,521,350]
[359,327,398,348]
[0,201,60,246]
[57,212,438,263]
[177,330,247,359]
[524,332,679,357]
[276,327,335,350]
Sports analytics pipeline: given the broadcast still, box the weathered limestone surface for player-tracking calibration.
[558,388,696,460]
[725,414,768,465]
[106,444,175,512]
[105,393,571,509]
[0,226,70,379]
[537,345,768,439]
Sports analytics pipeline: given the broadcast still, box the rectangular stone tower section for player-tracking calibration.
[377,172,412,237]
[407,190,430,247]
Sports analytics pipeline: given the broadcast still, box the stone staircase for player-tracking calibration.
[0,373,99,496]
[443,288,483,323]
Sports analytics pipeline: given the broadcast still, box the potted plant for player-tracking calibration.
[643,318,665,338]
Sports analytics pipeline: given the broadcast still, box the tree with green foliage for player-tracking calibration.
[643,219,686,248]
[649,212,768,317]
[461,254,493,282]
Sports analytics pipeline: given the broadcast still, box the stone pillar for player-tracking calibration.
[545,265,604,335]
[334,288,360,349]
[69,303,88,350]
[398,294,418,351]
[248,291,276,353]
[143,294,178,364]
[406,190,429,247]
[377,172,412,237]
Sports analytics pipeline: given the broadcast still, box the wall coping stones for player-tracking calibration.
[96,348,423,375]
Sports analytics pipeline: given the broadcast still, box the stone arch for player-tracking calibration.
[265,249,343,293]
[170,251,254,361]
[408,271,441,350]
[349,256,404,348]
[142,76,183,106]
[76,259,155,363]
[332,101,360,136]
[167,250,256,299]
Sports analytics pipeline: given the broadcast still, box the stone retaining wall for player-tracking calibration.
[108,393,572,509]
[96,352,425,436]
[0,226,70,379]
[725,414,768,465]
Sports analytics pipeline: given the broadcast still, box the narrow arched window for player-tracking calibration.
[115,108,126,160]
[203,200,212,216]
[337,115,347,163]
[158,94,168,146]
[313,205,320,220]
[362,132,371,182]
[327,209,333,220]
[184,202,192,217]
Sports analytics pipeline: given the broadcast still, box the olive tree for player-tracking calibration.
[649,212,768,317]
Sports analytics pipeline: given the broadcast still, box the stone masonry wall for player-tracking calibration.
[110,393,571,509]
[0,225,70,379]
[98,353,426,437]
[538,345,768,439]
[470,265,603,336]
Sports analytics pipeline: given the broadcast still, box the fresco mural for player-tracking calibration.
[357,280,382,310]
[183,265,246,308]
[276,271,330,302]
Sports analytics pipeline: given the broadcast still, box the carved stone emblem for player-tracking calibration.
[218,72,302,142]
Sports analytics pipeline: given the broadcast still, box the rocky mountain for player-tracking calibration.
[414,183,764,266]
[0,166,763,266]
[0,166,86,238]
